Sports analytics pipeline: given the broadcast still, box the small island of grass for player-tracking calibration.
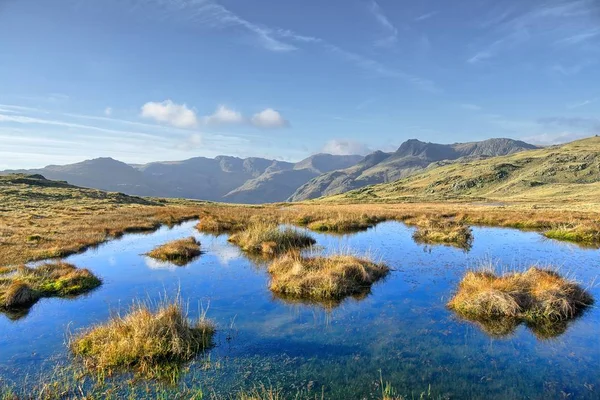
[0,262,101,313]
[70,300,215,381]
[268,253,389,304]
[448,266,593,337]
[410,218,473,250]
[146,237,201,266]
[228,222,316,255]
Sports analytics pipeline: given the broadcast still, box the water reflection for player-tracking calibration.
[0,220,598,399]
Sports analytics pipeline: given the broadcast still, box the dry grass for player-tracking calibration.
[70,299,215,381]
[410,218,473,249]
[228,222,316,255]
[146,237,201,266]
[0,262,101,316]
[448,266,593,337]
[268,252,389,304]
[196,214,247,234]
[3,173,600,268]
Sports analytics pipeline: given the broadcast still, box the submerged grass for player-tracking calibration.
[228,222,316,255]
[268,252,389,304]
[448,266,593,337]
[70,299,215,382]
[146,237,201,266]
[0,262,101,314]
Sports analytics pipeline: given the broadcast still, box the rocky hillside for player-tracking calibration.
[288,138,537,201]
[322,137,600,204]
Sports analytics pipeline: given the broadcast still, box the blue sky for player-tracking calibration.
[1,0,599,169]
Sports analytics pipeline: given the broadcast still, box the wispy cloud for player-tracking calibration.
[567,97,598,109]
[556,28,600,45]
[469,0,600,64]
[141,0,296,52]
[415,11,438,22]
[367,0,398,47]
[136,0,438,93]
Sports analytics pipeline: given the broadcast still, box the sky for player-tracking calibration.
[1,0,599,169]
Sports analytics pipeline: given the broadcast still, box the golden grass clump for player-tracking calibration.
[0,262,101,311]
[268,253,389,303]
[410,218,473,249]
[303,214,385,233]
[146,237,201,266]
[448,266,593,335]
[70,300,215,380]
[228,222,316,255]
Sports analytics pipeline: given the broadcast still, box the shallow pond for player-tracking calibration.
[1,220,599,399]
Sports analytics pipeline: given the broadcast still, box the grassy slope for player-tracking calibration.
[0,174,203,266]
[323,137,600,205]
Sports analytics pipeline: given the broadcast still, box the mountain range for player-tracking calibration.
[2,138,537,203]
[324,136,600,204]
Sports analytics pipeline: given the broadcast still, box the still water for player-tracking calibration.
[0,220,598,399]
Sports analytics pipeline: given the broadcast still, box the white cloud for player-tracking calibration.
[203,105,244,125]
[251,108,289,129]
[177,133,204,151]
[140,100,198,128]
[104,107,112,116]
[322,139,371,156]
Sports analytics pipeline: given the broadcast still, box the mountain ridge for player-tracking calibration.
[288,138,538,201]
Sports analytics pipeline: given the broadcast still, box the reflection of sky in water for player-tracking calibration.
[1,220,599,399]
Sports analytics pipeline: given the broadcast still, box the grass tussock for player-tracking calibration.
[302,214,385,234]
[410,218,473,250]
[228,222,316,255]
[70,299,215,381]
[146,237,201,266]
[268,253,389,303]
[0,262,101,312]
[448,266,593,336]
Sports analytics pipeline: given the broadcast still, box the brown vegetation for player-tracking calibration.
[70,300,215,381]
[0,262,101,317]
[410,217,473,249]
[448,266,593,338]
[146,237,201,266]
[228,222,316,255]
[268,253,389,305]
[2,172,600,268]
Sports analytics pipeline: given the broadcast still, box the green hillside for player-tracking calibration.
[323,137,600,204]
